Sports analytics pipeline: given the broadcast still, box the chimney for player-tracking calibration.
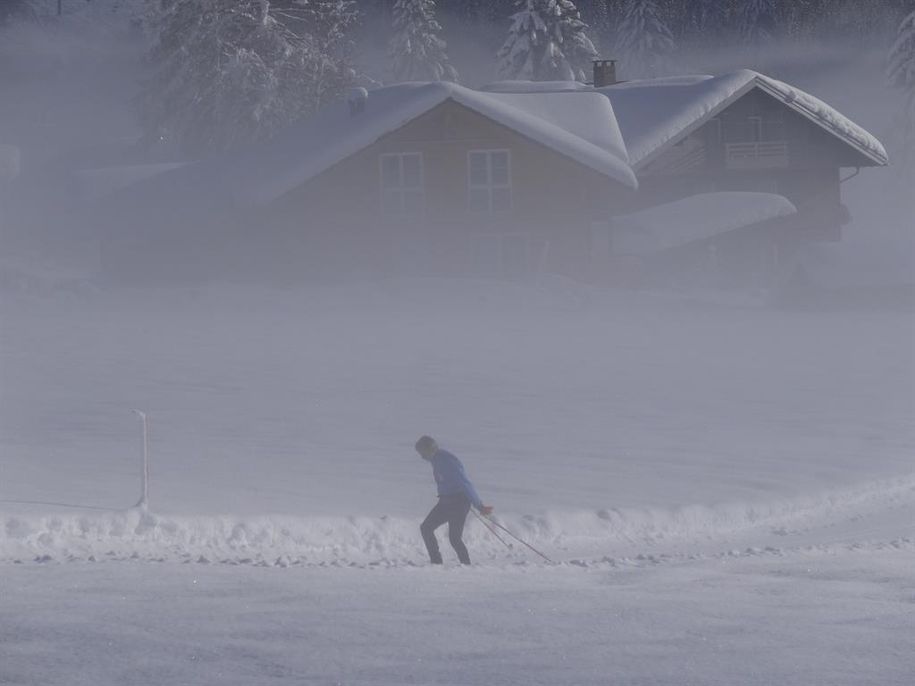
[592,60,618,88]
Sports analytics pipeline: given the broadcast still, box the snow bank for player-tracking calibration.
[611,192,797,255]
[3,474,912,566]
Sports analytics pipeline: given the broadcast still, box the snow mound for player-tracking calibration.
[3,475,912,566]
[612,192,797,254]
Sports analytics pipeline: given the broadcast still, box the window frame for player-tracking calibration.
[379,152,425,216]
[466,149,513,214]
[747,116,763,142]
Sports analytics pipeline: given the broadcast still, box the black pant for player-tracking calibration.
[421,494,472,565]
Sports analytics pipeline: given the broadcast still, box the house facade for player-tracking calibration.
[264,99,634,280]
[96,69,886,290]
[598,70,888,289]
[98,82,635,283]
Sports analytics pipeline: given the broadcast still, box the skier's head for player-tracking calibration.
[415,435,438,460]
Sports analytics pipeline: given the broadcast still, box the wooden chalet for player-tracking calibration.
[98,82,635,283]
[96,65,887,290]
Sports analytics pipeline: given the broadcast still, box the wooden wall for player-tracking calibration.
[266,100,632,280]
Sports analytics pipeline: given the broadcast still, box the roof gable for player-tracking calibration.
[243,82,637,201]
[598,70,888,170]
[104,81,636,217]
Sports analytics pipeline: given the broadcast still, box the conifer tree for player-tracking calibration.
[738,0,779,43]
[615,0,674,77]
[389,0,458,82]
[141,0,358,156]
[888,9,915,145]
[689,0,731,37]
[497,0,598,82]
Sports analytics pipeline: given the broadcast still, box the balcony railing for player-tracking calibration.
[725,141,789,169]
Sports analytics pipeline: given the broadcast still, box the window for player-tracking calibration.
[379,152,424,215]
[707,118,722,144]
[729,113,785,143]
[748,116,763,142]
[467,150,512,213]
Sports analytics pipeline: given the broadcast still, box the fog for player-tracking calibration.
[0,4,913,685]
[0,0,911,540]
[0,0,912,545]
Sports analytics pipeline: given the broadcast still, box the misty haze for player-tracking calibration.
[1,1,913,685]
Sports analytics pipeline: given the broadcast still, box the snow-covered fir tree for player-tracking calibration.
[497,0,598,82]
[888,9,915,151]
[141,0,358,156]
[615,0,674,77]
[389,0,458,82]
[738,0,779,43]
[888,9,915,97]
[688,0,731,38]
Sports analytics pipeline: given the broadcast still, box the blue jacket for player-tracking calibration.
[430,449,483,510]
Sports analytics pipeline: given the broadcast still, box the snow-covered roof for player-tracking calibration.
[98,81,636,224]
[74,162,188,202]
[239,81,635,204]
[113,81,637,215]
[599,70,888,169]
[484,70,888,170]
[610,192,797,255]
[482,80,592,93]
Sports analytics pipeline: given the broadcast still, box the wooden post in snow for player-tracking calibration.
[132,409,149,510]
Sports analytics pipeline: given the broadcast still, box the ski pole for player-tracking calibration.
[486,517,554,564]
[471,509,513,551]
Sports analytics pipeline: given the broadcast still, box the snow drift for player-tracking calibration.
[3,474,913,566]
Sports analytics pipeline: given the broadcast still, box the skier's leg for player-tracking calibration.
[420,501,449,564]
[447,498,472,565]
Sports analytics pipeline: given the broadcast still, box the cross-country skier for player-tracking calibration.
[415,435,493,565]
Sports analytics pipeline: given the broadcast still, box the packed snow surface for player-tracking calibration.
[3,545,914,686]
[612,192,797,254]
[1,280,912,562]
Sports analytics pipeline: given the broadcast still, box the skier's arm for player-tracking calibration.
[453,459,484,511]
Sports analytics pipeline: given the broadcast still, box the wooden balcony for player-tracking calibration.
[725,141,789,169]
